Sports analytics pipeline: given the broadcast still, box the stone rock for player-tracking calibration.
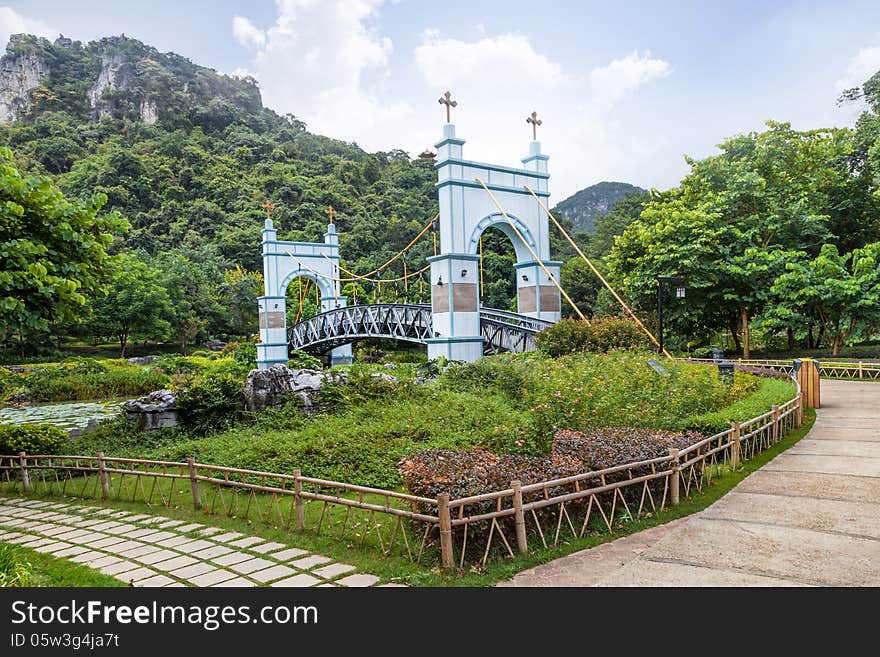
[243,364,337,412]
[0,44,49,122]
[124,389,179,430]
[127,355,158,365]
[87,52,127,120]
[371,372,398,383]
[203,339,227,352]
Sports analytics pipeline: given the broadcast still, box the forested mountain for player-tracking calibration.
[0,33,439,272]
[551,181,647,233]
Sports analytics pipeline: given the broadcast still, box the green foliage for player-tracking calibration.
[0,359,169,402]
[175,369,246,434]
[222,339,257,367]
[0,423,67,455]
[535,317,650,356]
[0,543,34,587]
[764,242,880,356]
[440,354,530,399]
[0,146,127,342]
[287,350,322,370]
[682,377,796,435]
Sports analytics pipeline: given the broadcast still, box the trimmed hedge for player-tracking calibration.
[0,423,67,455]
[553,427,703,471]
[681,377,796,435]
[535,317,650,356]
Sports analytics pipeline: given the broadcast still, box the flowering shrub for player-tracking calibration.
[535,317,650,356]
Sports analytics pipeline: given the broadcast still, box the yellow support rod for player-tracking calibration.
[476,178,588,321]
[523,184,672,359]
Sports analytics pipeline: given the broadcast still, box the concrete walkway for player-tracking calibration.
[0,496,390,587]
[500,379,880,587]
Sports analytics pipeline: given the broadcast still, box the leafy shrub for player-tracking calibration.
[398,448,584,501]
[222,340,257,367]
[440,354,530,399]
[535,317,650,356]
[0,544,33,587]
[682,377,797,435]
[553,427,702,470]
[0,361,169,402]
[152,355,205,375]
[0,423,67,455]
[288,350,322,370]
[176,370,246,434]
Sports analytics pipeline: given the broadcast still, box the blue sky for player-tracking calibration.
[3,1,880,200]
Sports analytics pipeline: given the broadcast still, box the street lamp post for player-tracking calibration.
[656,276,686,355]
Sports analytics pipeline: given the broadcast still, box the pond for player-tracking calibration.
[0,400,125,434]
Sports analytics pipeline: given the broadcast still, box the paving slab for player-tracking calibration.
[211,577,256,587]
[763,453,880,478]
[250,541,287,554]
[336,573,380,587]
[227,536,264,549]
[190,545,235,560]
[249,565,296,583]
[596,559,808,587]
[188,569,239,586]
[229,557,275,575]
[734,470,880,504]
[312,563,357,579]
[270,547,309,561]
[290,555,331,570]
[212,552,253,567]
[170,563,215,580]
[271,573,321,587]
[788,439,880,458]
[137,574,176,587]
[210,531,244,543]
[148,553,197,569]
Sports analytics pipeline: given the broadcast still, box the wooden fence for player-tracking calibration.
[687,357,880,380]
[0,377,804,573]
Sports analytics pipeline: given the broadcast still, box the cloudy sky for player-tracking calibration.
[3,0,880,200]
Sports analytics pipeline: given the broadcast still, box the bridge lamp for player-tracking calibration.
[461,269,468,278]
[521,274,529,282]
[436,276,444,287]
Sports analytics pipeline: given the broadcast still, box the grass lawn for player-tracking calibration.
[0,543,126,587]
[1,409,815,586]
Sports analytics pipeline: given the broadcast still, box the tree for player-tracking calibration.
[0,147,127,351]
[86,254,172,357]
[609,122,852,357]
[766,243,880,356]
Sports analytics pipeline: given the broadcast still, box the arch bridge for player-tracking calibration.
[288,304,552,356]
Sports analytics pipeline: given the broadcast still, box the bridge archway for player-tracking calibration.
[256,219,353,369]
[427,122,561,361]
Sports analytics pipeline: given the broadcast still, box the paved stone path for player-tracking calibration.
[0,496,391,587]
[500,379,880,587]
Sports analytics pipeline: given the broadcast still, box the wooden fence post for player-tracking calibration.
[187,458,201,510]
[771,405,780,443]
[18,452,30,493]
[438,493,453,571]
[293,469,304,531]
[668,448,680,506]
[98,452,110,499]
[731,422,741,470]
[511,480,527,554]
[859,361,863,379]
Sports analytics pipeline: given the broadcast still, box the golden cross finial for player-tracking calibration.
[325,205,337,224]
[527,111,542,140]
[438,91,457,123]
[261,199,275,219]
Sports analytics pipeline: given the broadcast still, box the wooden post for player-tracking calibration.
[511,480,527,554]
[731,422,741,470]
[668,448,680,506]
[187,458,201,510]
[797,359,820,409]
[18,452,30,493]
[771,405,780,443]
[98,451,110,499]
[293,469,304,531]
[859,361,863,379]
[438,493,453,571]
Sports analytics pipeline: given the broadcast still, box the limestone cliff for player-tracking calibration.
[0,35,48,122]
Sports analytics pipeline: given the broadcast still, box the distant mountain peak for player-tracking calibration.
[552,181,647,233]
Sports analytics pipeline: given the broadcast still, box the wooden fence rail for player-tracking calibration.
[686,357,880,380]
[0,374,804,573]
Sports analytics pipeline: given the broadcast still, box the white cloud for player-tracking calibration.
[837,45,880,91]
[232,16,265,50]
[0,6,55,50]
[589,50,671,111]
[234,0,407,141]
[414,31,564,90]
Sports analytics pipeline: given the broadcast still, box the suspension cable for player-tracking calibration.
[523,184,672,359]
[475,178,588,320]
